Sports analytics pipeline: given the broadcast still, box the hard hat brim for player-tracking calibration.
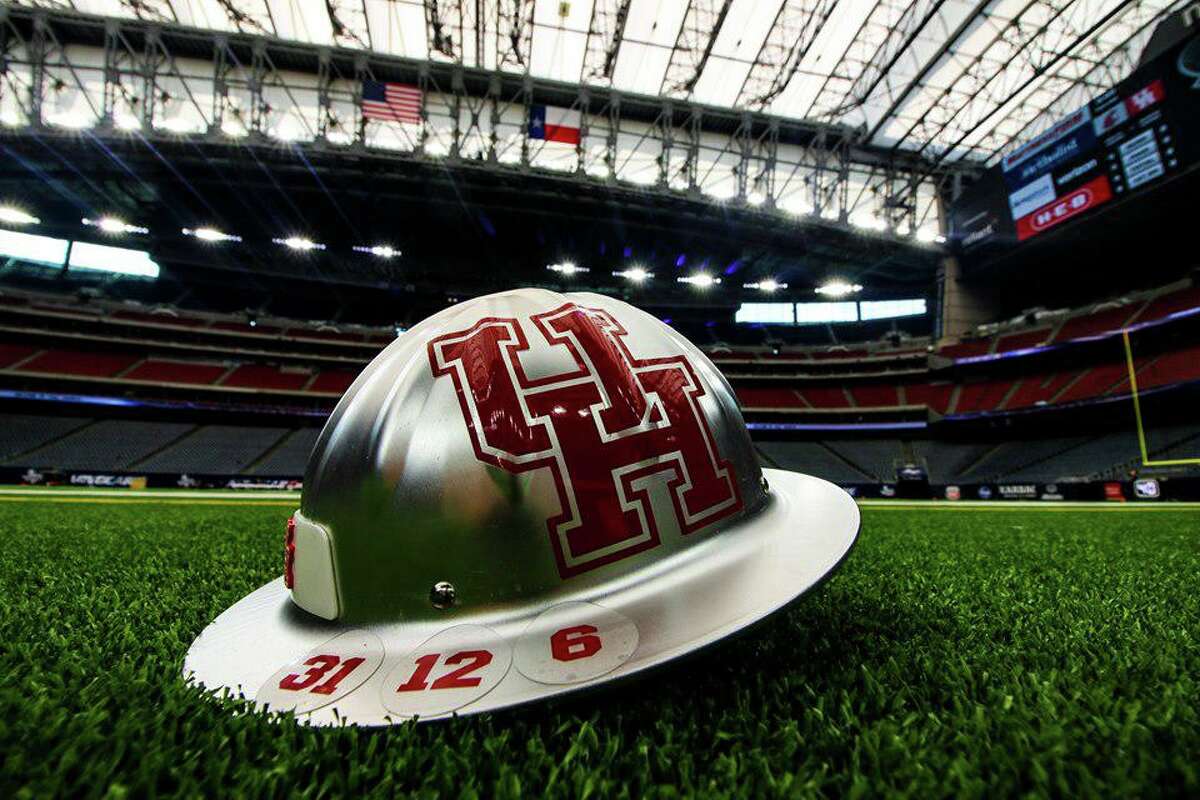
[183,469,859,724]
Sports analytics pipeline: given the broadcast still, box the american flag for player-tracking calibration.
[361,80,422,124]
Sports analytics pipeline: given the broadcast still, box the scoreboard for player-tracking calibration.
[950,31,1200,262]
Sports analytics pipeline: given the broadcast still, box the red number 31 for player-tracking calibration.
[278,655,366,695]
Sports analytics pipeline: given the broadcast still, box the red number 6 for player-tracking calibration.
[550,625,602,662]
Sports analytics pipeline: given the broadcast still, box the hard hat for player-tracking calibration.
[185,289,859,723]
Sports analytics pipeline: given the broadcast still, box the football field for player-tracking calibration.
[1,492,1197,797]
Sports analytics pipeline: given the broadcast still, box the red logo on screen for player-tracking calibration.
[1016,175,1113,241]
[429,303,742,578]
[1124,80,1164,115]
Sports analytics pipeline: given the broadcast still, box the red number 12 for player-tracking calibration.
[394,650,493,692]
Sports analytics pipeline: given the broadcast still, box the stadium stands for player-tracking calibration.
[14,420,197,471]
[962,437,1092,482]
[138,425,291,473]
[0,279,1197,485]
[0,414,91,461]
[910,441,997,485]
[0,414,324,477]
[755,440,871,484]
[821,440,903,481]
[249,427,322,476]
[1003,431,1142,482]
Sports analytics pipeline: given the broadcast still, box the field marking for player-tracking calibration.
[859,500,1200,511]
[0,495,295,507]
[0,487,300,501]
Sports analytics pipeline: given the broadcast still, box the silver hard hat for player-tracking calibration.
[185,289,859,724]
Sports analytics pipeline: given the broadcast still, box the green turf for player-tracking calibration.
[1,500,1197,798]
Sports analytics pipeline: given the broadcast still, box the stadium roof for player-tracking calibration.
[30,0,1184,164]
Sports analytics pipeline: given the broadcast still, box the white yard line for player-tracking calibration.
[858,499,1200,510]
[0,487,301,501]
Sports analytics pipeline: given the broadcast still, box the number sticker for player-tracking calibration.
[257,630,384,715]
[515,602,638,685]
[380,625,511,717]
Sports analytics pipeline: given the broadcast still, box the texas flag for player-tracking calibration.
[529,105,581,145]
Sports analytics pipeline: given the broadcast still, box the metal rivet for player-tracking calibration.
[430,581,456,609]
[760,475,770,492]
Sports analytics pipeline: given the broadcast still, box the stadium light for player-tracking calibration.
[852,215,888,232]
[916,228,948,245]
[157,116,199,134]
[678,274,720,289]
[548,262,588,276]
[354,245,400,259]
[746,191,766,207]
[274,236,325,252]
[83,216,149,236]
[113,113,142,132]
[0,206,40,226]
[47,112,92,130]
[220,120,248,138]
[815,280,863,297]
[183,227,242,243]
[614,266,653,283]
[744,279,787,293]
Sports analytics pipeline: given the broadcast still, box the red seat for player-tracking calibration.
[19,349,137,377]
[1055,364,1129,404]
[798,387,850,408]
[1134,346,1200,390]
[953,380,1012,414]
[0,343,36,369]
[735,387,805,408]
[1129,287,1200,325]
[124,359,227,385]
[308,370,359,394]
[848,385,898,408]
[905,383,954,414]
[1004,372,1079,409]
[1053,306,1141,342]
[220,364,311,391]
[994,328,1050,354]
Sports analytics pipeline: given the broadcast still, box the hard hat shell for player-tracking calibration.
[299,289,766,623]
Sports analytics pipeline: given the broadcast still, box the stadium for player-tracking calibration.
[1,0,1197,794]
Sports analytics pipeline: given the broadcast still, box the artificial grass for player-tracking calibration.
[0,499,1197,798]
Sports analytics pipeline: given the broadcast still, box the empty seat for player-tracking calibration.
[756,441,870,484]
[17,420,195,470]
[249,428,322,476]
[0,414,91,462]
[138,425,290,473]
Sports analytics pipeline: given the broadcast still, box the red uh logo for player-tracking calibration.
[429,302,742,578]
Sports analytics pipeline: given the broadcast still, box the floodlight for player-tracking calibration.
[84,216,149,236]
[744,279,787,293]
[614,266,652,283]
[274,237,325,252]
[183,227,242,243]
[678,274,719,289]
[815,280,863,297]
[0,206,40,226]
[354,245,400,259]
